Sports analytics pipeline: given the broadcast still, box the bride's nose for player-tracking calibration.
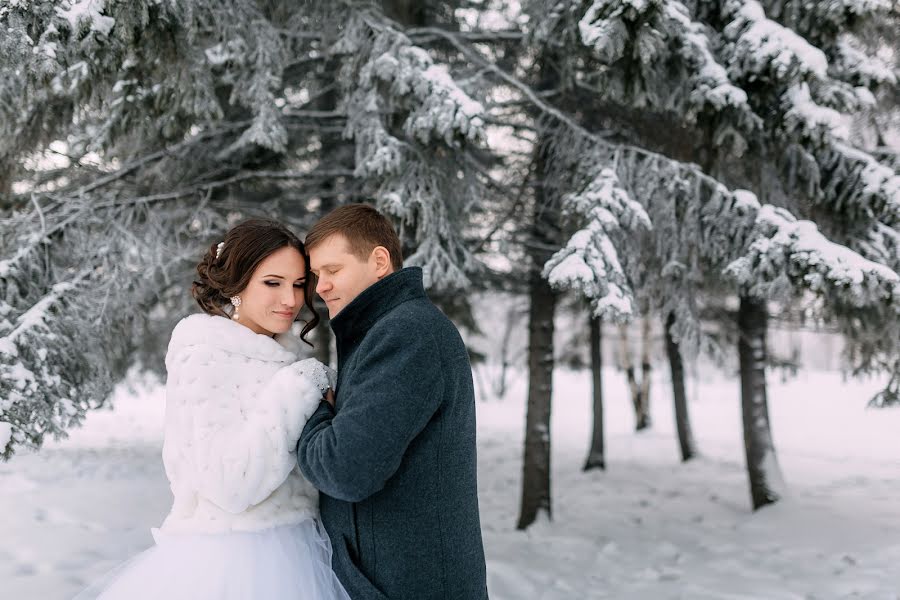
[279,288,297,308]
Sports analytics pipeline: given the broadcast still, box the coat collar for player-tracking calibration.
[330,267,426,344]
[168,313,304,364]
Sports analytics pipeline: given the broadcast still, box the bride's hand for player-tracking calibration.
[324,388,335,408]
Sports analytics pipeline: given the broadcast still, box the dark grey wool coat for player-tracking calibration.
[297,267,488,600]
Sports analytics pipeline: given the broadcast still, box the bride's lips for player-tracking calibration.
[272,311,294,319]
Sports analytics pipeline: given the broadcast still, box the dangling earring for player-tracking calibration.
[230,295,242,320]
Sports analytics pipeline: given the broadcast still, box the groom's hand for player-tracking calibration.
[324,388,335,408]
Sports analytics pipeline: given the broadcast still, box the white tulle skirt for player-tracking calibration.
[73,520,351,600]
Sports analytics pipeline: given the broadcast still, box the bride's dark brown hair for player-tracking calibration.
[192,218,319,345]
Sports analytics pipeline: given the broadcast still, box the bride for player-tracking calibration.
[75,219,350,600]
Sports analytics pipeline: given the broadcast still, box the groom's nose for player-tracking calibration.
[316,276,331,295]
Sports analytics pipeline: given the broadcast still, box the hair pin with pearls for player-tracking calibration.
[215,241,225,260]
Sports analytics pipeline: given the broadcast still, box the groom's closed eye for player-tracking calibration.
[311,264,341,276]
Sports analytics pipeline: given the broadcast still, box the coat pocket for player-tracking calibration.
[341,536,390,600]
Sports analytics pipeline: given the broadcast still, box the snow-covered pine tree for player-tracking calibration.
[713,0,900,397]
[0,1,490,459]
[514,0,900,510]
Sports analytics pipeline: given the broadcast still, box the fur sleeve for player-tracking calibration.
[163,346,325,514]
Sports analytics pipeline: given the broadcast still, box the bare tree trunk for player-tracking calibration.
[620,321,651,431]
[665,312,696,461]
[583,314,606,471]
[493,305,523,398]
[517,55,559,529]
[738,295,785,510]
[517,258,556,529]
[638,318,652,429]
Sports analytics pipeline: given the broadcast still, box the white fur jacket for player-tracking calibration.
[159,314,331,534]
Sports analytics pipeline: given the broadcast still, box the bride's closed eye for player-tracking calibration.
[264,281,306,288]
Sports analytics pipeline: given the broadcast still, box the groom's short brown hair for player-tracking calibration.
[305,203,403,271]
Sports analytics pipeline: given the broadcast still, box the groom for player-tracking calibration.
[296,204,489,600]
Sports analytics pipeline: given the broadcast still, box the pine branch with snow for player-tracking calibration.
[543,161,651,322]
[726,204,900,305]
[726,203,900,388]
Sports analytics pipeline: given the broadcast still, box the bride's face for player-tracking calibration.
[235,245,307,336]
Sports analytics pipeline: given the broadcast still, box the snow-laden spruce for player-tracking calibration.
[339,14,486,291]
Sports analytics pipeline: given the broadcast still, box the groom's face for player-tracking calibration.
[309,233,384,317]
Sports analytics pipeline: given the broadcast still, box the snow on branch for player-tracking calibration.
[219,18,289,156]
[831,35,897,87]
[576,0,761,133]
[578,0,661,63]
[342,17,486,175]
[0,278,84,352]
[357,24,486,148]
[56,0,116,38]
[664,2,753,115]
[817,142,900,227]
[726,205,900,308]
[0,270,93,460]
[723,0,828,83]
[783,82,849,141]
[544,166,651,321]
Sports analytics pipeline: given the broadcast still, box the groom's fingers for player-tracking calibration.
[324,388,335,407]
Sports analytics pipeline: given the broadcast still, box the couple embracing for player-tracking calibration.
[77,204,489,600]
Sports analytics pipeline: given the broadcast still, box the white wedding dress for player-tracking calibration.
[74,314,350,600]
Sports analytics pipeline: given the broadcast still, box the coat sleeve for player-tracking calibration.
[296,324,444,502]
[162,347,326,514]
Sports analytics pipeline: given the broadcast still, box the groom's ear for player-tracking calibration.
[371,245,393,279]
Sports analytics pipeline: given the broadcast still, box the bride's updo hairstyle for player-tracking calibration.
[192,218,319,345]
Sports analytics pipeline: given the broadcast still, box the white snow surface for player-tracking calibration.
[2,368,900,598]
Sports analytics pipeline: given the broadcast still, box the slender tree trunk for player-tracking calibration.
[517,54,559,529]
[493,306,520,398]
[638,318,652,429]
[620,326,639,425]
[738,295,785,510]
[666,312,696,461]
[620,322,651,431]
[517,257,556,528]
[583,314,606,471]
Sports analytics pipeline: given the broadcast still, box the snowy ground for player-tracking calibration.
[1,367,899,599]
